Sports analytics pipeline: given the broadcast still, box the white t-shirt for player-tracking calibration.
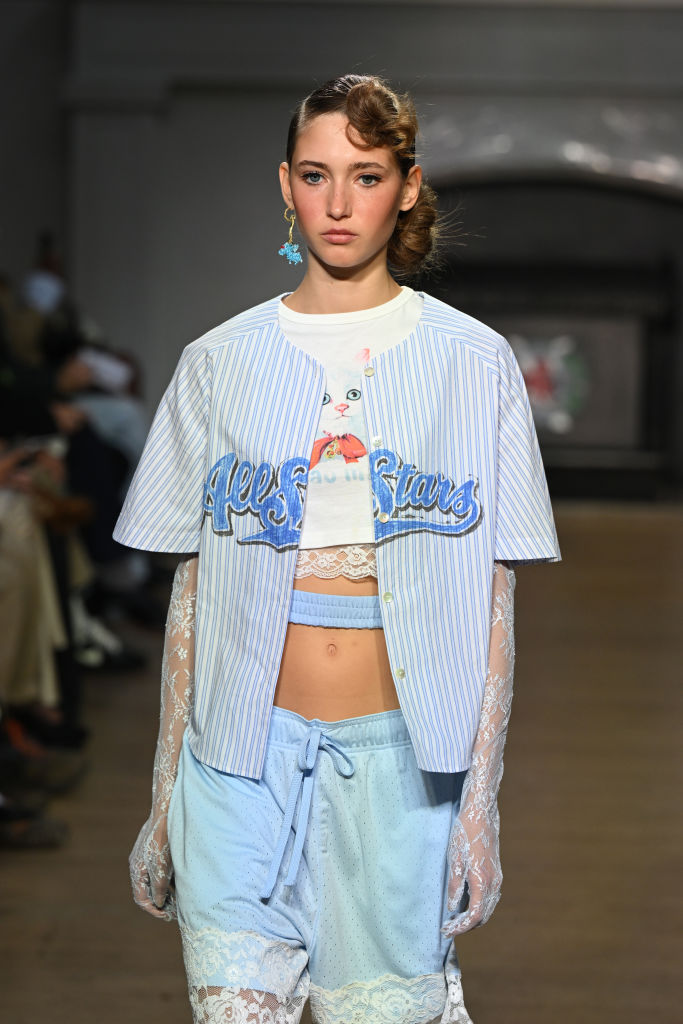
[278,286,424,549]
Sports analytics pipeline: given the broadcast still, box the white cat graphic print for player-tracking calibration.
[282,287,428,550]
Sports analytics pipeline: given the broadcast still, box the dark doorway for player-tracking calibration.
[430,180,683,500]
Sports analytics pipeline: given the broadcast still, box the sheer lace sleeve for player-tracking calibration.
[129,554,197,921]
[441,561,515,937]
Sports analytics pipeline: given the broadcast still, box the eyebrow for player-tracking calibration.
[296,160,389,172]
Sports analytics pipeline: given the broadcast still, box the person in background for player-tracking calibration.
[0,445,74,849]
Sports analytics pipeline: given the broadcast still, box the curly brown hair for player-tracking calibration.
[286,75,440,279]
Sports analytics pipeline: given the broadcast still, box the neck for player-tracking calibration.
[283,256,401,315]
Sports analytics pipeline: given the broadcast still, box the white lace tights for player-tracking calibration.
[188,980,471,1024]
[190,987,306,1023]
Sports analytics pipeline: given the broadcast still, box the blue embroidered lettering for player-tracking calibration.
[203,453,238,533]
[203,454,308,551]
[252,462,274,505]
[204,447,481,550]
[393,460,416,509]
[451,480,477,518]
[371,450,399,518]
[408,472,438,510]
[438,476,458,512]
[368,449,481,543]
[230,460,255,513]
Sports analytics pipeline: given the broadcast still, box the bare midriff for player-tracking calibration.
[272,573,401,721]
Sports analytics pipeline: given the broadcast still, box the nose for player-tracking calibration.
[327,182,351,220]
[335,403,349,415]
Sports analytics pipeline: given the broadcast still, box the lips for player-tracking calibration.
[322,231,356,243]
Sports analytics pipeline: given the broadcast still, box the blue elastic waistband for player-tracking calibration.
[288,589,383,628]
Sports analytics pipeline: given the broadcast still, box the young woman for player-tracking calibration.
[116,75,560,1024]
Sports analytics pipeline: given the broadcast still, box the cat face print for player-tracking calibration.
[318,357,367,440]
[309,356,369,470]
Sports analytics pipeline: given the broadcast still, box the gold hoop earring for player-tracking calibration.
[278,208,303,265]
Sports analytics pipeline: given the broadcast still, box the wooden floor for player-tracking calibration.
[2,502,682,1024]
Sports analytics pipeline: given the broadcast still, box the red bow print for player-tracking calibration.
[309,432,367,469]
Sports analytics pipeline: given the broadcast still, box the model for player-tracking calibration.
[115,74,561,1024]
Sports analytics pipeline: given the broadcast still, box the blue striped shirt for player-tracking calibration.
[114,293,560,779]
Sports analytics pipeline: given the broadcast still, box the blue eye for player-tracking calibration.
[322,393,331,405]
[359,174,380,186]
[303,171,324,184]
[346,388,361,401]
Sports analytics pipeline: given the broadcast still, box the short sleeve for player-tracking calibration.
[494,340,561,564]
[113,342,211,553]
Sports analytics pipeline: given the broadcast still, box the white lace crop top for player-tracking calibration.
[278,287,424,580]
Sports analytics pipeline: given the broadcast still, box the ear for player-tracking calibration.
[400,164,422,212]
[279,162,293,209]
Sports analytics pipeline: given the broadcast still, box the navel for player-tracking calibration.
[327,642,337,657]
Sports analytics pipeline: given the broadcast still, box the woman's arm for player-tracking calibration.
[129,554,197,921]
[441,560,515,937]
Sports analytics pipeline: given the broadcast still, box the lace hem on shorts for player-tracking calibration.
[180,926,309,1005]
[294,543,377,580]
[309,972,472,1024]
[179,927,472,1023]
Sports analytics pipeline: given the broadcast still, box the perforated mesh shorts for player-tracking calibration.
[168,705,471,1024]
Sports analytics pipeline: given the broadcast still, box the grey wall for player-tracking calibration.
[69,87,303,397]
[0,0,66,285]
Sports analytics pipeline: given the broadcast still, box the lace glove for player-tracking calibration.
[441,561,515,937]
[129,555,197,921]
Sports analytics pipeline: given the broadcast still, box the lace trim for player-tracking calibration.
[179,927,309,1004]
[294,543,377,580]
[185,977,472,1024]
[493,563,516,663]
[189,988,306,1023]
[179,927,472,1024]
[441,977,474,1024]
[309,972,472,1024]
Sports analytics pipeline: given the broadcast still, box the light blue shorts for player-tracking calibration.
[169,705,468,1024]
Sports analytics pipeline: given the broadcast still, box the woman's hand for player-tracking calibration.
[129,812,177,921]
[49,401,87,435]
[0,447,34,490]
[55,356,94,394]
[441,808,502,937]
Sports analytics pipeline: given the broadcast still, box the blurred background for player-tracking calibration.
[1,3,681,1023]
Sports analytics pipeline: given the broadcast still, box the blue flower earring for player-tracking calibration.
[279,208,303,265]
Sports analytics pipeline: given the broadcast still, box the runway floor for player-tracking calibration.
[2,501,682,1024]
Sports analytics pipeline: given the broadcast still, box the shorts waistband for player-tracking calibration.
[268,704,411,752]
[262,708,412,901]
[288,590,383,629]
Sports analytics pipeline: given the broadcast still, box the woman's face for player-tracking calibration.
[279,112,421,275]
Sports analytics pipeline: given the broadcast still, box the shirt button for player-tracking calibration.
[372,435,382,447]
[378,511,390,523]
[395,667,406,679]
[382,591,393,603]
[363,366,375,377]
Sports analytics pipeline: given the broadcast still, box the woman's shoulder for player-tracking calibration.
[182,295,284,360]
[420,291,511,360]
[420,294,530,396]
